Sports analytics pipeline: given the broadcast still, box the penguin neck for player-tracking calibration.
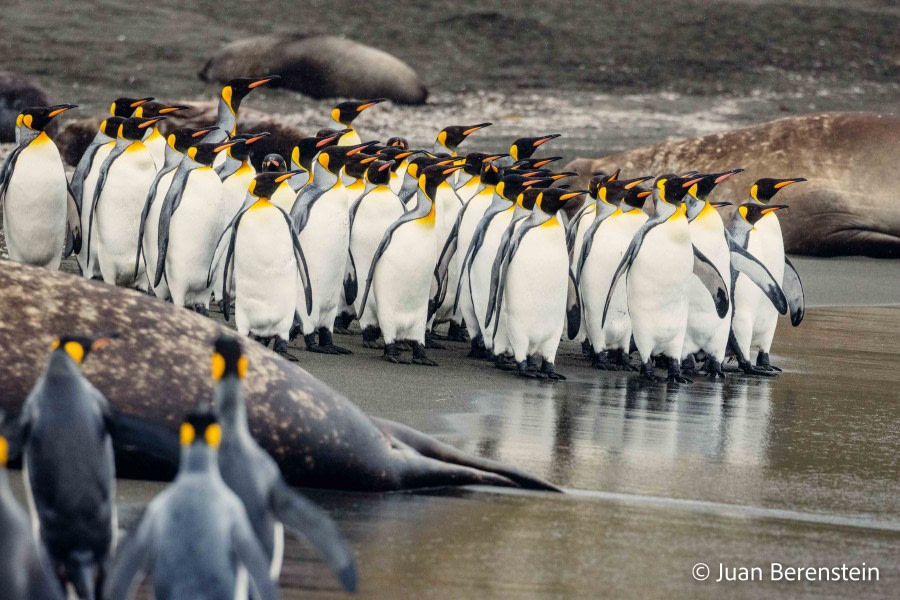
[46,351,82,381]
[179,443,219,475]
[215,377,251,437]
[216,97,237,138]
[595,200,618,221]
[161,145,183,171]
[289,170,310,191]
[0,469,12,501]
[685,196,705,222]
[488,192,513,211]
[511,203,531,220]
[652,196,679,220]
[143,127,163,143]
[218,153,243,180]
[16,126,40,146]
[411,189,435,221]
[309,165,338,190]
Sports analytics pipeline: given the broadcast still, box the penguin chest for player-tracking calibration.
[222,167,255,217]
[169,170,227,275]
[375,222,436,304]
[299,187,349,304]
[435,184,462,247]
[352,190,404,283]
[628,220,693,324]
[4,138,66,265]
[751,215,785,282]
[97,149,157,247]
[270,181,295,214]
[504,225,568,337]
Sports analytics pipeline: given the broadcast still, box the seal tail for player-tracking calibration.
[373,417,562,492]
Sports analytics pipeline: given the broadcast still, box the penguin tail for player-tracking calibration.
[65,550,96,600]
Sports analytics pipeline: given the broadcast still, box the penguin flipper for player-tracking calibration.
[135,169,170,280]
[0,144,26,205]
[485,215,525,328]
[358,215,417,319]
[575,206,616,287]
[783,256,805,326]
[692,244,730,318]
[64,183,82,257]
[103,505,158,600]
[727,235,788,315]
[232,514,280,600]
[277,206,314,316]
[222,211,246,322]
[86,145,125,270]
[565,204,591,257]
[154,167,192,287]
[269,479,358,593]
[452,206,497,314]
[289,184,325,233]
[347,185,374,234]
[343,250,358,306]
[601,225,649,328]
[566,267,581,340]
[488,218,537,339]
[431,211,463,319]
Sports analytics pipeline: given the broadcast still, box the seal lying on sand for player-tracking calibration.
[566,113,900,258]
[199,35,428,105]
[0,261,557,491]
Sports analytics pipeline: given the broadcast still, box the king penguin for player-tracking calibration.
[0,104,77,270]
[15,334,118,600]
[220,171,313,359]
[329,98,386,145]
[358,164,464,365]
[602,174,731,383]
[0,411,64,600]
[433,122,491,156]
[210,336,357,589]
[132,101,191,167]
[287,132,345,191]
[103,407,279,600]
[202,76,279,145]
[738,177,807,371]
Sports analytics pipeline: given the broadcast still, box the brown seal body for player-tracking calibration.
[566,113,900,258]
[0,72,51,142]
[0,261,556,491]
[200,35,428,105]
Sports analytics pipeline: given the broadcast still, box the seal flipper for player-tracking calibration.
[373,417,561,492]
[726,234,788,315]
[566,267,581,340]
[108,409,180,480]
[154,166,193,287]
[269,479,358,592]
[783,256,805,326]
[692,244,730,318]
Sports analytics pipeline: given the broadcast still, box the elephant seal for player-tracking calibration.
[200,35,428,105]
[566,113,900,258]
[0,72,50,142]
[0,260,557,492]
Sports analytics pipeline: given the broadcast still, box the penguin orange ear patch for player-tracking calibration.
[0,436,8,466]
[204,423,222,449]
[237,356,248,379]
[212,352,226,380]
[180,423,196,446]
[63,342,85,364]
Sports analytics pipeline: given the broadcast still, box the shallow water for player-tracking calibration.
[10,305,897,599]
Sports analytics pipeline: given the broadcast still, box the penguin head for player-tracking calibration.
[535,189,587,215]
[212,335,247,381]
[376,147,419,166]
[312,145,358,178]
[331,99,387,126]
[419,164,464,199]
[221,76,280,113]
[738,203,788,226]
[110,96,153,117]
[684,169,744,219]
[49,333,119,365]
[518,187,544,211]
[166,126,219,153]
[344,153,380,179]
[654,174,705,206]
[508,134,560,161]
[622,185,653,211]
[133,101,191,119]
[749,177,807,203]
[599,176,653,206]
[119,116,166,141]
[186,140,238,166]
[480,162,503,186]
[99,116,127,139]
[436,122,492,151]
[462,152,507,176]
[588,169,620,199]
[180,406,222,450]
[496,174,552,202]
[292,133,344,173]
[364,159,395,185]
[224,132,270,161]
[249,170,303,198]
[16,104,77,132]
[510,156,563,171]
[387,136,409,149]
[261,153,287,173]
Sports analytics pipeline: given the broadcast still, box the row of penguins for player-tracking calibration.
[0,75,805,383]
[0,334,356,599]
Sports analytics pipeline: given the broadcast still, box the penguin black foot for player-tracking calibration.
[592,351,618,371]
[446,321,470,342]
[526,355,541,372]
[494,354,518,371]
[581,340,594,358]
[705,358,726,380]
[516,360,541,378]
[756,352,782,372]
[253,335,273,348]
[616,349,638,371]
[666,358,693,384]
[541,361,566,381]
[318,328,352,354]
[738,361,779,377]
[273,336,299,362]
[304,333,339,355]
[362,326,383,349]
[193,304,210,317]
[411,342,438,366]
[639,360,666,382]
[383,343,411,364]
[681,356,697,376]
[333,312,355,335]
[396,341,411,351]
[468,335,488,358]
[425,332,446,349]
[653,355,668,369]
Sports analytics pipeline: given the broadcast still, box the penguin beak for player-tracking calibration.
[715,168,744,183]
[711,201,732,208]
[625,176,653,189]
[248,75,280,89]
[527,156,561,168]
[159,104,192,115]
[378,161,394,172]
[214,140,238,153]
[762,204,789,214]
[462,122,492,136]
[316,134,340,147]
[138,116,166,129]
[533,134,561,147]
[275,170,304,183]
[89,332,120,352]
[482,154,508,163]
[442,166,464,176]
[774,178,806,189]
[607,168,621,181]
[682,176,706,188]
[130,97,154,108]
[345,141,379,156]
[245,132,271,144]
[47,104,78,117]
[551,172,578,180]
[637,191,651,199]
[560,191,589,201]
[357,99,387,111]
[193,126,218,138]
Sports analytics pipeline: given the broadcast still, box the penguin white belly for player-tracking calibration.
[297,187,349,330]
[455,191,493,338]
[389,164,407,194]
[166,168,227,308]
[502,223,568,362]
[234,208,298,339]
[351,189,404,329]
[628,218,693,360]
[213,166,257,300]
[581,213,633,352]
[433,184,463,322]
[372,221,436,344]
[684,211,732,360]
[143,170,175,299]
[77,143,113,277]
[3,137,67,269]
[96,145,157,287]
[269,180,295,214]
[750,214,785,352]
[470,210,514,350]
[144,130,165,170]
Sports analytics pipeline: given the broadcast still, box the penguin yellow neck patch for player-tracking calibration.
[180,423,195,446]
[247,198,271,211]
[418,201,436,227]
[0,436,8,467]
[205,423,222,449]
[32,131,51,145]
